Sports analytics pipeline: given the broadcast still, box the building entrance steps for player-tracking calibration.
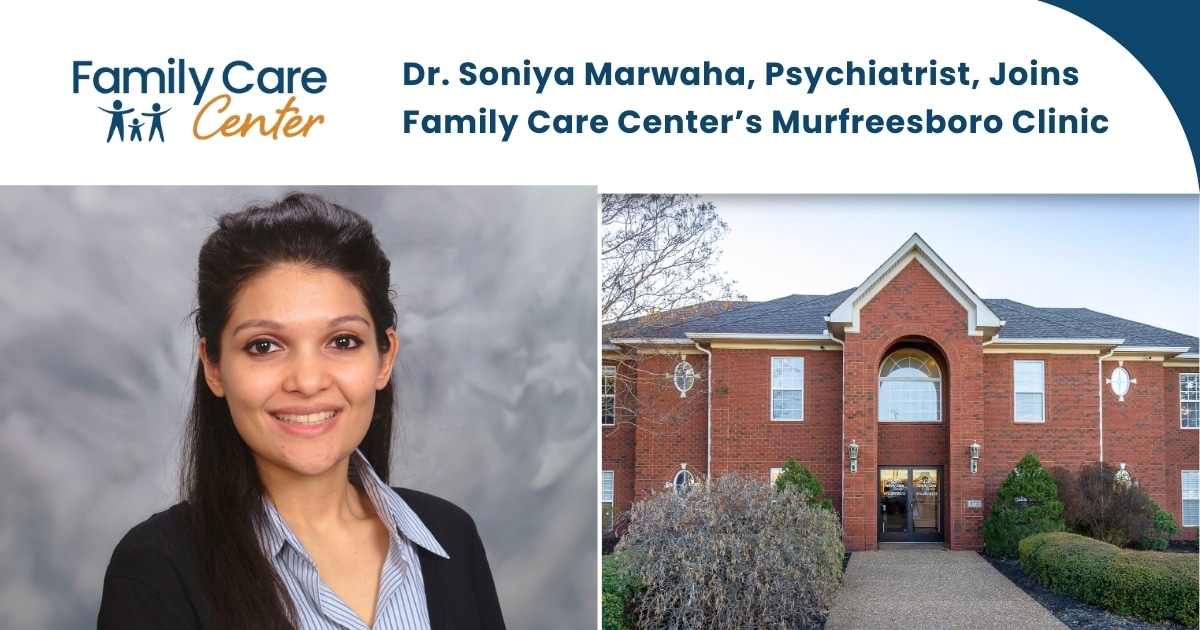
[824,548,1067,630]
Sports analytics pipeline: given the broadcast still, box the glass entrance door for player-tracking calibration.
[879,466,942,542]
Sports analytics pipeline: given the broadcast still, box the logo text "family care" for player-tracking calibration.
[73,59,327,139]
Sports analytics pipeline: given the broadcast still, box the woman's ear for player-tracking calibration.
[377,328,399,390]
[199,338,226,398]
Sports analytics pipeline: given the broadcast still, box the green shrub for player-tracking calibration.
[1138,536,1168,551]
[1020,532,1199,626]
[774,457,835,511]
[1151,502,1181,537]
[601,550,642,630]
[983,453,1065,557]
[1137,502,1180,550]
[617,473,843,630]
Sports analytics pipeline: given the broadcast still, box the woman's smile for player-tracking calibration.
[273,410,338,425]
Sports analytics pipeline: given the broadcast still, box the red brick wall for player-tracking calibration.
[841,260,985,551]
[629,353,710,508]
[980,353,1102,509]
[601,359,638,519]
[1100,359,1166,518]
[708,348,843,509]
[1162,366,1199,539]
[878,423,949,467]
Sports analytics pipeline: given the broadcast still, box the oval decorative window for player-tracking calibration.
[673,360,696,397]
[1109,365,1133,401]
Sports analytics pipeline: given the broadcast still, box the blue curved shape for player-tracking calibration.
[1039,0,1200,182]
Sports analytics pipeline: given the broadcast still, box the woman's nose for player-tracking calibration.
[282,347,331,394]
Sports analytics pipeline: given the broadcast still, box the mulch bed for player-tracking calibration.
[980,542,1198,629]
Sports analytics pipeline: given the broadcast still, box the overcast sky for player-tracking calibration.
[704,195,1199,338]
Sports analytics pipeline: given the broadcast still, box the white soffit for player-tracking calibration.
[828,233,1003,336]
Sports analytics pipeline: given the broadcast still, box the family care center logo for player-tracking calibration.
[72,59,327,143]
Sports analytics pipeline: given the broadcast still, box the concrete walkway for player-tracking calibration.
[824,546,1067,629]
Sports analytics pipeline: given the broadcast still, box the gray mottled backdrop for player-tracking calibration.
[0,187,598,629]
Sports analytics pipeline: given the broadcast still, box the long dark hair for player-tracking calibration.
[181,192,397,629]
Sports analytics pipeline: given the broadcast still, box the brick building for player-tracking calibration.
[601,234,1199,551]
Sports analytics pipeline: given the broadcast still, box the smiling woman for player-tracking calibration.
[97,193,505,629]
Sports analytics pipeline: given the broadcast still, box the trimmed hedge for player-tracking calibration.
[601,550,642,630]
[1019,532,1199,626]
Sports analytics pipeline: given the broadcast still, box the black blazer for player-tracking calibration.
[97,488,506,629]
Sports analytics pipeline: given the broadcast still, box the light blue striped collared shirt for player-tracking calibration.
[257,451,449,630]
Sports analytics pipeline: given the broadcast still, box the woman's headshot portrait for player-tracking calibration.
[0,187,597,629]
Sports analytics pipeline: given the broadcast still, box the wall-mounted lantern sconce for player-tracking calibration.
[970,440,981,474]
[848,439,859,474]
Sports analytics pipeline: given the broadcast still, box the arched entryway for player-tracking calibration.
[877,339,950,543]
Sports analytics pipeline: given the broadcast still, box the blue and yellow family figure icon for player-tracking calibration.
[98,100,171,142]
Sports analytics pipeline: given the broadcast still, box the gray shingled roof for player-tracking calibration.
[604,300,760,339]
[987,299,1197,352]
[688,290,855,335]
[606,293,1198,354]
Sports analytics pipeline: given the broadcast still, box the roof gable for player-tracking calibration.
[827,233,1002,338]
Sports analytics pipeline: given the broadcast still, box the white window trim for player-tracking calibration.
[601,365,616,426]
[602,470,615,531]
[770,467,783,487]
[1180,373,1199,430]
[770,356,804,422]
[1183,470,1199,528]
[1013,360,1046,423]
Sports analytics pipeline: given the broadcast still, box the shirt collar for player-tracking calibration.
[256,450,449,561]
[349,449,449,559]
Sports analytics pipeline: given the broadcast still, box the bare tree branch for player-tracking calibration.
[602,194,743,325]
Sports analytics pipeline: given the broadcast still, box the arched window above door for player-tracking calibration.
[878,348,942,422]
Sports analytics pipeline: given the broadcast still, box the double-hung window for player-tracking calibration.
[601,470,615,531]
[1183,470,1199,527]
[771,357,804,420]
[602,366,616,426]
[1014,360,1045,422]
[1181,373,1199,429]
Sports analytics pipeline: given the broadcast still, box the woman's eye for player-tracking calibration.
[246,339,279,355]
[331,335,362,350]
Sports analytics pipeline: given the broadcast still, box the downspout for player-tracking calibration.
[1098,347,1116,463]
[695,340,713,483]
[827,334,846,523]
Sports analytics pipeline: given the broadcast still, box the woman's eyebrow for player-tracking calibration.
[328,314,371,328]
[230,315,370,336]
[231,319,282,336]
